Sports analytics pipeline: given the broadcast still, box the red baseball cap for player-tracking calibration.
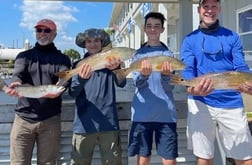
[34,19,57,31]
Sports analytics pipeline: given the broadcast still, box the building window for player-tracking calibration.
[238,9,252,33]
[141,3,152,18]
[237,5,252,55]
[237,5,252,54]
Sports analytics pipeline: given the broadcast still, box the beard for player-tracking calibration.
[37,36,52,46]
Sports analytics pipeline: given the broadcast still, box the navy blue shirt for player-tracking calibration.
[69,52,126,134]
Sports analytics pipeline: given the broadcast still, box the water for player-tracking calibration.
[0,92,17,105]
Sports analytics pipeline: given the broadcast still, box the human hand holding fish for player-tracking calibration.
[237,82,252,95]
[161,61,174,76]
[78,63,92,79]
[4,81,21,97]
[140,59,152,76]
[105,56,121,70]
[187,77,214,96]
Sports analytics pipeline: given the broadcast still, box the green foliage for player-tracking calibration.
[63,49,81,63]
[104,27,115,35]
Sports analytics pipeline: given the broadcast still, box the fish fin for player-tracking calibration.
[55,68,77,81]
[101,43,113,52]
[113,68,128,84]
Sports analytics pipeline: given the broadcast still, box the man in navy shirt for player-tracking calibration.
[69,28,126,165]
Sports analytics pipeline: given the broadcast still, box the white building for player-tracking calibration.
[109,0,252,62]
[0,39,30,60]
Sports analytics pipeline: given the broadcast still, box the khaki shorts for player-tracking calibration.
[71,131,122,165]
[187,99,252,160]
[10,114,61,165]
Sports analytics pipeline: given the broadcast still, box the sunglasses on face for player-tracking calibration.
[36,28,52,33]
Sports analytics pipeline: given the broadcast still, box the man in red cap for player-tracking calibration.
[34,19,57,31]
[34,18,57,46]
[5,18,71,165]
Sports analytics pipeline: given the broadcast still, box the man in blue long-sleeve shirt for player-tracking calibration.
[181,0,252,164]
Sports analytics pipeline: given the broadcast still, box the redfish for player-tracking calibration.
[113,55,185,83]
[170,71,252,89]
[55,47,136,81]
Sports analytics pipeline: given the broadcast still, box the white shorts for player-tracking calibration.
[187,99,252,160]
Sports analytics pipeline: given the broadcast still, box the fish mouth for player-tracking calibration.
[57,79,69,86]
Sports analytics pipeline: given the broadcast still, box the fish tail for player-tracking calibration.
[55,69,77,81]
[113,68,128,84]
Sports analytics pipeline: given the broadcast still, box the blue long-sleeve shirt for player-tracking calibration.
[181,25,249,108]
[131,45,177,123]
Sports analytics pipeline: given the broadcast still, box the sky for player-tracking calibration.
[0,0,113,54]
